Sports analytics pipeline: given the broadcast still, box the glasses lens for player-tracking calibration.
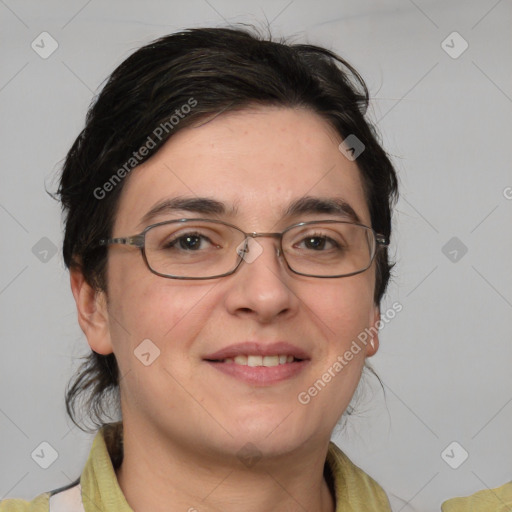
[282,222,375,277]
[144,220,244,278]
[143,220,376,279]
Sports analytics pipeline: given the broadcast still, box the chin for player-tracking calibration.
[226,415,315,455]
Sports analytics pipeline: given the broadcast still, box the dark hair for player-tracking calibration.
[57,26,398,433]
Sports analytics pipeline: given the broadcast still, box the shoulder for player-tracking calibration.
[0,493,50,512]
[326,441,391,510]
[441,481,512,511]
[0,475,81,512]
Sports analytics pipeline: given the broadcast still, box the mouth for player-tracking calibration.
[203,342,310,385]
[208,354,301,366]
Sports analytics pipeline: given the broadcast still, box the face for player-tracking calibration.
[83,106,380,460]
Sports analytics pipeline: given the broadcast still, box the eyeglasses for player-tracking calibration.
[99,218,388,280]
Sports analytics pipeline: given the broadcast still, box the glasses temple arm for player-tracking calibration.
[99,235,145,248]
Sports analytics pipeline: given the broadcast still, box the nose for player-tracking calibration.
[223,236,298,323]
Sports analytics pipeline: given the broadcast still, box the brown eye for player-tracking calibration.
[164,232,211,251]
[303,236,329,250]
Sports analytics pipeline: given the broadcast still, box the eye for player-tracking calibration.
[164,232,215,251]
[297,232,341,251]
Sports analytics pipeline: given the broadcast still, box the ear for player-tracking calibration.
[366,305,380,357]
[70,268,113,355]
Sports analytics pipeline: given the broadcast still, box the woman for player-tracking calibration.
[2,26,398,511]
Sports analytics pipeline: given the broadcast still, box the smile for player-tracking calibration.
[217,355,299,366]
[203,342,310,385]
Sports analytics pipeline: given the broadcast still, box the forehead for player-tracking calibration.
[113,106,370,233]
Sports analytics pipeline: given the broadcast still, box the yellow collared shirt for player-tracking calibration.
[441,482,512,512]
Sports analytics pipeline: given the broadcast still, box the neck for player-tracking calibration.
[115,419,335,512]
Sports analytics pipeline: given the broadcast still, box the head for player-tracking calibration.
[59,26,398,457]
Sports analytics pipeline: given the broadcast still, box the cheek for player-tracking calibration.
[106,278,218,410]
[296,276,375,427]
[106,260,217,361]
[308,272,375,338]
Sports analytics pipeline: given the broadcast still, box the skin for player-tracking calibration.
[71,106,381,512]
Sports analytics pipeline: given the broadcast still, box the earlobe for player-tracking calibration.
[367,306,380,357]
[70,269,113,355]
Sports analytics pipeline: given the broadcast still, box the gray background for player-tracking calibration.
[1,1,511,510]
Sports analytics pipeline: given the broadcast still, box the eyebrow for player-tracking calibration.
[284,196,361,223]
[138,195,361,228]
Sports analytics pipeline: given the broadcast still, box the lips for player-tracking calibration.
[203,342,310,385]
[203,341,310,362]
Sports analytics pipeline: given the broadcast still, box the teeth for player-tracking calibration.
[223,354,297,367]
[247,355,262,367]
[263,355,279,367]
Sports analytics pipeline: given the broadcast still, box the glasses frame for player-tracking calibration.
[99,218,389,280]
